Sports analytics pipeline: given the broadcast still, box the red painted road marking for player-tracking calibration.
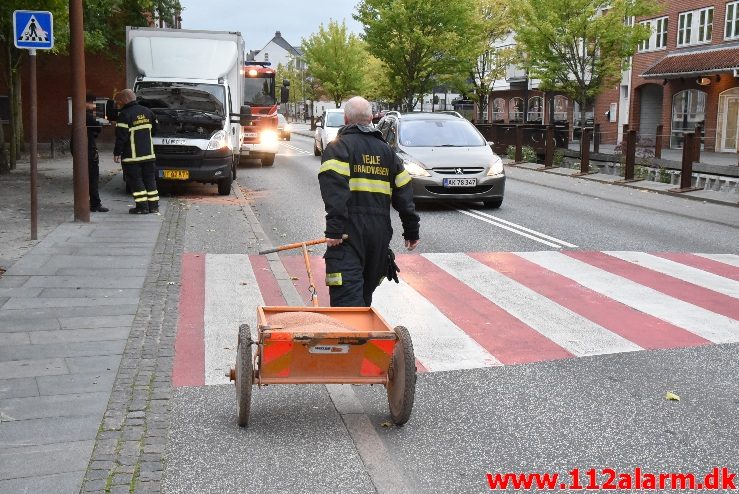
[396,255,573,365]
[281,254,330,306]
[172,253,206,387]
[565,251,739,321]
[471,252,710,350]
[653,252,739,283]
[249,255,287,306]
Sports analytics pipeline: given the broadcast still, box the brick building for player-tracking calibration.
[628,0,739,151]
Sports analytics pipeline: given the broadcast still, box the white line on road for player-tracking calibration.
[455,208,576,249]
[696,253,739,268]
[281,142,312,155]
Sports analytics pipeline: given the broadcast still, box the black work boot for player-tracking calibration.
[129,202,149,214]
[148,200,159,214]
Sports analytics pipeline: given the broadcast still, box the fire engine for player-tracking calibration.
[240,61,289,167]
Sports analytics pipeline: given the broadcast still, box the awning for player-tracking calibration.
[641,45,739,79]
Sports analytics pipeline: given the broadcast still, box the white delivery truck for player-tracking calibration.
[125,27,246,195]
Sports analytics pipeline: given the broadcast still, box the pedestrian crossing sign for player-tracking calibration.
[13,10,54,50]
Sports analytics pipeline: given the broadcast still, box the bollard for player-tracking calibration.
[515,125,523,163]
[624,130,636,181]
[669,132,701,193]
[50,138,55,159]
[693,125,702,163]
[544,125,555,168]
[593,123,600,154]
[654,125,663,159]
[580,127,591,174]
[622,124,629,141]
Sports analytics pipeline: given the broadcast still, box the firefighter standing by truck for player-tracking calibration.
[319,96,420,307]
[113,89,159,214]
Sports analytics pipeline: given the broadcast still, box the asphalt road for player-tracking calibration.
[159,135,739,493]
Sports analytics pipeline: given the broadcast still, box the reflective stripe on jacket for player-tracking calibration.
[114,101,157,163]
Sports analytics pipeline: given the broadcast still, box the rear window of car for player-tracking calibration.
[399,119,486,147]
[324,112,344,127]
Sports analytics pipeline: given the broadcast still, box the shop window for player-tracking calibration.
[509,97,523,123]
[671,89,706,148]
[553,95,569,123]
[528,96,543,122]
[492,98,505,122]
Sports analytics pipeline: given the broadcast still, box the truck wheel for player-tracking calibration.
[286,134,291,141]
[218,170,233,195]
[262,155,275,167]
[232,156,238,180]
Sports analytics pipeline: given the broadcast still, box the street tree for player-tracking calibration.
[355,0,480,112]
[461,0,515,123]
[361,55,401,108]
[512,0,657,129]
[301,20,366,108]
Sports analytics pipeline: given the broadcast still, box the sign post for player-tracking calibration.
[13,10,54,240]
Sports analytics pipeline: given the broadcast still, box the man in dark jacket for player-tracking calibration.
[319,96,420,307]
[113,89,159,214]
[73,94,109,212]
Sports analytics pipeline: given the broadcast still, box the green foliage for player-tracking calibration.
[512,0,658,125]
[505,145,537,162]
[635,165,649,180]
[658,165,671,183]
[553,149,565,167]
[301,20,366,108]
[355,0,480,111]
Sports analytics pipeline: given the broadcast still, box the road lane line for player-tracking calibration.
[462,208,579,248]
[606,251,739,299]
[391,255,571,365]
[204,254,263,385]
[429,253,641,357]
[281,142,311,155]
[566,251,739,320]
[655,252,739,282]
[519,251,739,344]
[470,252,709,350]
[172,253,205,387]
[455,208,563,248]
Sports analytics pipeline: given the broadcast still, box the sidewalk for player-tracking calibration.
[0,154,167,492]
[290,122,737,206]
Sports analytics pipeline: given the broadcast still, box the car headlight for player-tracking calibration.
[261,130,278,145]
[486,155,504,176]
[206,130,229,150]
[403,159,431,177]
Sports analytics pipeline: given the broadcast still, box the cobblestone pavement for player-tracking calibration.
[80,199,185,494]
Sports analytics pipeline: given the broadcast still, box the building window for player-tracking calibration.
[492,98,505,122]
[528,96,543,122]
[671,89,706,148]
[726,1,739,39]
[638,17,668,52]
[553,95,568,122]
[509,97,523,122]
[678,7,713,46]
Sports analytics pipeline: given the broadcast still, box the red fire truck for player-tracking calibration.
[240,61,288,167]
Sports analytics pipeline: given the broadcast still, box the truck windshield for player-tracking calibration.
[135,82,225,116]
[243,76,275,106]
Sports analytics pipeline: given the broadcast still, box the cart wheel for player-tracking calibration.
[236,323,253,427]
[387,325,416,425]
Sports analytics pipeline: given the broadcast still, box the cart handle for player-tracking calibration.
[258,234,349,255]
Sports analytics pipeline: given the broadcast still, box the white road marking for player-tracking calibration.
[606,251,739,299]
[518,251,739,344]
[427,253,641,356]
[204,254,263,385]
[464,209,579,248]
[281,142,311,155]
[455,208,564,248]
[695,253,739,268]
[372,279,501,371]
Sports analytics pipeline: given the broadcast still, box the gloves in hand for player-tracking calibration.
[386,248,400,283]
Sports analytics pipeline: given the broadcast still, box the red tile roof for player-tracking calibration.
[642,46,739,78]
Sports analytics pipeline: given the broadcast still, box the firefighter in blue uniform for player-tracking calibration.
[318,96,420,307]
[113,89,159,214]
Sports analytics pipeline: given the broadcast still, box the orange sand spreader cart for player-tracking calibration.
[227,237,417,428]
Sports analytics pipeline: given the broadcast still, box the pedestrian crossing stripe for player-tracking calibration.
[171,251,739,387]
[18,16,49,42]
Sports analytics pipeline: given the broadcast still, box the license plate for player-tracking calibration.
[443,178,477,187]
[243,132,258,138]
[161,169,189,180]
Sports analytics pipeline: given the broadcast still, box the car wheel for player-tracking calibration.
[314,141,321,156]
[483,198,503,209]
[218,169,233,195]
[262,155,275,167]
[286,133,291,141]
[232,156,238,180]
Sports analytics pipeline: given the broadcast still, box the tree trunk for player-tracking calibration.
[0,123,8,174]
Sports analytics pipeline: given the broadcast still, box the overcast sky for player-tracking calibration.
[178,1,365,52]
